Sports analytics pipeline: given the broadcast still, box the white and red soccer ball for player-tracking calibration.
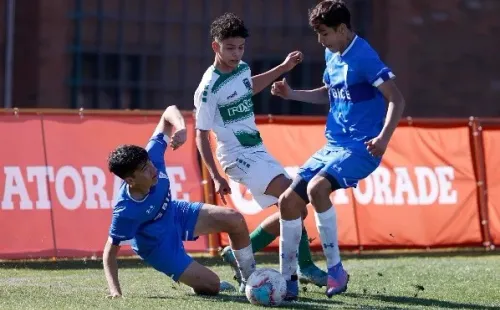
[245,268,287,307]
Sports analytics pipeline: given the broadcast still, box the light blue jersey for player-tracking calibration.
[108,132,202,281]
[295,35,394,194]
[323,35,395,146]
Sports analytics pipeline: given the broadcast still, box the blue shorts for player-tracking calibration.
[142,200,203,282]
[294,144,380,201]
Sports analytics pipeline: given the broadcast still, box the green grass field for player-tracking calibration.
[1,252,499,310]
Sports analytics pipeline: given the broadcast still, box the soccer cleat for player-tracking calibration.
[219,281,236,292]
[220,246,243,286]
[297,264,328,287]
[284,275,299,301]
[325,262,349,298]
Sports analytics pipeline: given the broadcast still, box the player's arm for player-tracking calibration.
[104,212,139,298]
[252,51,303,95]
[289,85,329,104]
[103,239,122,298]
[196,130,221,180]
[193,84,219,179]
[153,105,187,150]
[194,84,232,202]
[362,54,406,156]
[271,79,329,104]
[375,80,405,143]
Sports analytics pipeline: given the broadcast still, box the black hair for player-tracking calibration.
[210,12,249,41]
[309,0,351,30]
[107,145,149,179]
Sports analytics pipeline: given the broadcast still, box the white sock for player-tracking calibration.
[279,218,302,281]
[232,244,256,282]
[314,206,341,268]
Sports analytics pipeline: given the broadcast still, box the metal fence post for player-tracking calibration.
[3,0,15,109]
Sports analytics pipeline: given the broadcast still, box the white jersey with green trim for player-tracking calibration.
[194,61,265,169]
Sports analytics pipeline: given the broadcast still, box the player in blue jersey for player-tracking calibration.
[271,0,406,300]
[103,105,257,298]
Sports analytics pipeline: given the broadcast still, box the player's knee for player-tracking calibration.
[278,189,304,218]
[224,209,246,234]
[193,273,220,296]
[306,178,330,204]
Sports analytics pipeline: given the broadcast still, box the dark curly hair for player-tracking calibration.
[108,145,149,179]
[210,12,249,41]
[309,0,351,30]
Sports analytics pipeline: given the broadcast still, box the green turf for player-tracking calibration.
[0,252,499,309]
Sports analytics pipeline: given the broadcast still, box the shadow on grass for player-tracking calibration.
[0,249,497,270]
[188,294,343,310]
[345,292,498,310]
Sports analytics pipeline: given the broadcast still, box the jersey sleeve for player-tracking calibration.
[146,132,168,167]
[358,48,396,87]
[194,82,218,131]
[108,209,140,246]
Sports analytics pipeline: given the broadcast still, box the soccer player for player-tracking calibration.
[194,12,328,291]
[271,0,406,300]
[103,105,257,298]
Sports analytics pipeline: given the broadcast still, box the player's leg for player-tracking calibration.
[307,146,379,298]
[220,153,288,287]
[278,148,327,300]
[264,173,327,288]
[144,201,236,296]
[192,203,256,286]
[222,151,326,285]
[178,261,221,295]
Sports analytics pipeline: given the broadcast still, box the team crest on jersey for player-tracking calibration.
[242,78,252,91]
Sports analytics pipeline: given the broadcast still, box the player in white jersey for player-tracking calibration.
[194,13,328,292]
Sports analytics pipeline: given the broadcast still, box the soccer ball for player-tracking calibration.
[245,268,287,307]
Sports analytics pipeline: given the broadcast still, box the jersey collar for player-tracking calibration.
[341,35,358,57]
[126,185,149,203]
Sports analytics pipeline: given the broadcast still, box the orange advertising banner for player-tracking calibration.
[216,122,483,249]
[0,115,56,259]
[355,125,481,247]
[482,126,500,245]
[0,113,207,259]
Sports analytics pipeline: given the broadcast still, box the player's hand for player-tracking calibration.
[280,51,303,72]
[365,136,389,157]
[213,175,231,205]
[271,78,293,100]
[170,128,187,150]
[106,292,122,299]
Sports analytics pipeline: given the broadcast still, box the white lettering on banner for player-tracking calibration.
[227,165,459,215]
[82,167,110,209]
[0,165,191,210]
[55,166,84,210]
[166,167,190,201]
[27,166,54,209]
[1,167,33,210]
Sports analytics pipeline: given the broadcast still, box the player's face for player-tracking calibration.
[315,24,347,53]
[127,160,158,188]
[213,37,246,70]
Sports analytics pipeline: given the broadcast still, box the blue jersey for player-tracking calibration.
[108,132,173,257]
[323,35,395,146]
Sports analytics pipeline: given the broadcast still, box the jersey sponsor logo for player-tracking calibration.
[329,85,352,101]
[227,91,238,100]
[218,93,254,124]
[153,193,171,221]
